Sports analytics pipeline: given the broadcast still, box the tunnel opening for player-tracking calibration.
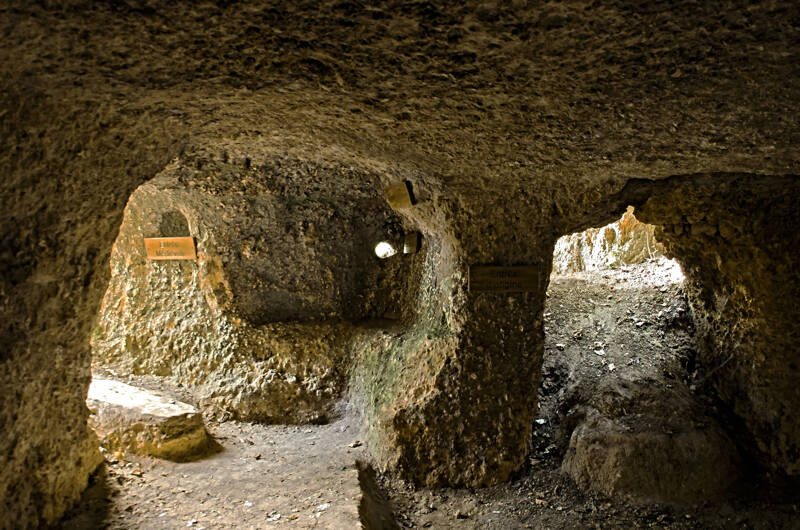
[43,172,800,528]
[525,174,800,512]
[66,155,434,527]
[374,241,398,259]
[377,178,800,527]
[532,208,741,504]
[5,0,800,525]
[88,157,429,428]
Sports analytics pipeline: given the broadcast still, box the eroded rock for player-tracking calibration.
[87,378,213,461]
[636,175,800,476]
[2,1,800,522]
[351,222,551,488]
[553,207,666,274]
[91,156,421,424]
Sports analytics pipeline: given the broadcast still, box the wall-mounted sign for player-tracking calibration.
[144,237,197,260]
[385,181,415,209]
[469,266,540,293]
[403,232,421,254]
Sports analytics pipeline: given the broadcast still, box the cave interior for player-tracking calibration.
[1,1,800,528]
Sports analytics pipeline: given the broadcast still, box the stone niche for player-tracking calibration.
[92,155,424,423]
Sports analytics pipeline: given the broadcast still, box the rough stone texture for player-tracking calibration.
[553,207,666,274]
[92,156,422,423]
[635,175,800,476]
[1,1,800,524]
[561,380,739,504]
[350,208,551,488]
[0,81,181,529]
[357,462,400,530]
[87,378,212,462]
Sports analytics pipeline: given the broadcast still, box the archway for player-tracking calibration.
[538,208,739,503]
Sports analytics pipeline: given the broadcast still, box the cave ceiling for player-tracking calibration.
[3,0,799,207]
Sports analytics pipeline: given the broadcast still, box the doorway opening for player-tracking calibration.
[533,207,741,504]
[67,162,426,528]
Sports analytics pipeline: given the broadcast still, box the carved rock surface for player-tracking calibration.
[636,175,800,476]
[87,378,212,461]
[2,1,799,524]
[91,159,420,424]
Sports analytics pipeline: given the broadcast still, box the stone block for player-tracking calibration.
[87,378,213,462]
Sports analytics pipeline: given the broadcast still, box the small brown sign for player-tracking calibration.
[469,266,540,293]
[385,181,415,209]
[403,232,421,254]
[144,237,197,260]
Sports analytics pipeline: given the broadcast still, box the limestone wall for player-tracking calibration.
[0,86,182,527]
[350,191,554,488]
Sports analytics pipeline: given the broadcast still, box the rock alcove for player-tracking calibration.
[91,156,426,425]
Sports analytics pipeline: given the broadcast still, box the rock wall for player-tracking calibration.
[0,85,183,527]
[351,193,553,487]
[93,154,422,423]
[562,381,740,504]
[87,378,215,462]
[636,174,800,476]
[552,207,666,274]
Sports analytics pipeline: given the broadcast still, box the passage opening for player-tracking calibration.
[374,241,398,259]
[527,207,740,503]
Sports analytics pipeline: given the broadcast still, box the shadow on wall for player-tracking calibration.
[52,466,114,530]
[631,174,800,478]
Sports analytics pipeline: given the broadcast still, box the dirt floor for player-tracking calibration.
[57,258,800,529]
[57,398,369,529]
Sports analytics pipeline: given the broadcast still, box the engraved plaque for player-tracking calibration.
[469,266,540,293]
[144,237,197,260]
[385,181,414,209]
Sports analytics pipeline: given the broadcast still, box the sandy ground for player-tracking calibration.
[57,414,367,529]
